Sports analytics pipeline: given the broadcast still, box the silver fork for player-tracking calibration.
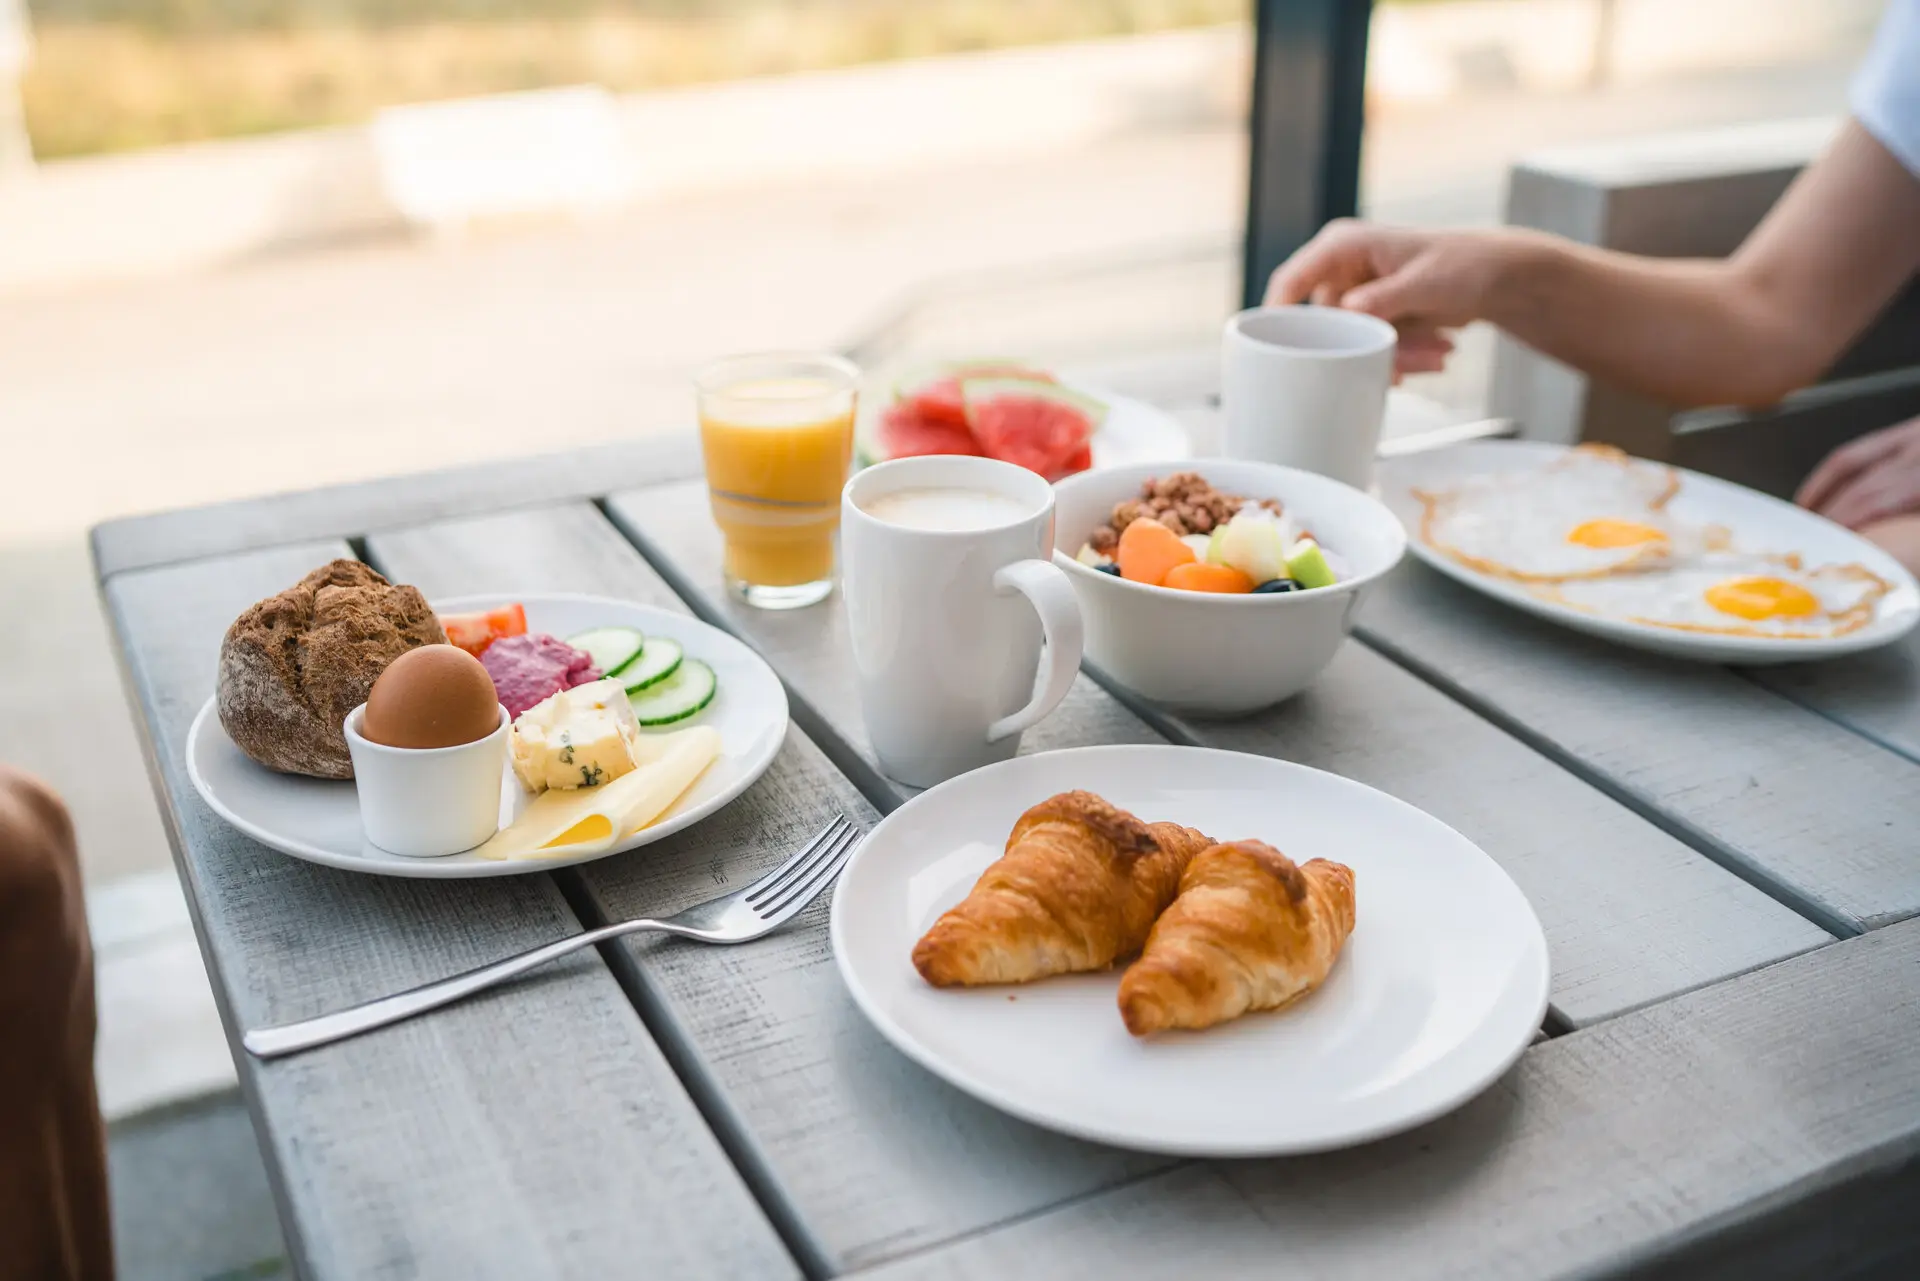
[242,814,861,1061]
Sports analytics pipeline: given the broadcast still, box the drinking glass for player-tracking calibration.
[695,352,860,609]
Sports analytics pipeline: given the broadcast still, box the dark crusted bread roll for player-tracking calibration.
[217,559,446,779]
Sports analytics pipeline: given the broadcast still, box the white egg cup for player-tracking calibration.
[343,703,509,857]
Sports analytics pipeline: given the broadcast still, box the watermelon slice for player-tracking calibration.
[896,360,1055,428]
[876,402,982,460]
[962,379,1106,480]
[1051,441,1093,481]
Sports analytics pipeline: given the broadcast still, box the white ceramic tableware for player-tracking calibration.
[831,744,1550,1157]
[344,702,508,857]
[1222,305,1397,489]
[842,455,1084,787]
[1084,385,1193,467]
[1051,459,1406,715]
[186,594,788,878]
[1380,439,1920,663]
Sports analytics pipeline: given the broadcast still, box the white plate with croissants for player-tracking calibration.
[830,744,1550,1156]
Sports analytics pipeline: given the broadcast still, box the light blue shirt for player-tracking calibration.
[1853,0,1920,178]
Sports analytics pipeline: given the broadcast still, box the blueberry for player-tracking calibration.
[1252,578,1298,593]
[1096,563,1122,576]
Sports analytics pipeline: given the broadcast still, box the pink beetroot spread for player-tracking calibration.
[480,633,601,717]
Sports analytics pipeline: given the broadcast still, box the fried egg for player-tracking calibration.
[1532,553,1892,638]
[1417,445,1709,581]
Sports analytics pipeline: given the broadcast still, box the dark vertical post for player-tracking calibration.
[1242,0,1374,308]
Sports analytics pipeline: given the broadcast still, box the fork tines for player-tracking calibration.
[747,814,860,918]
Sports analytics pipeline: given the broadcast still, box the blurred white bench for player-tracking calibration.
[371,85,633,235]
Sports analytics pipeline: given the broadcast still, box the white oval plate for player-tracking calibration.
[830,745,1549,1157]
[858,380,1190,470]
[1381,439,1920,663]
[186,594,788,878]
[1084,384,1192,469]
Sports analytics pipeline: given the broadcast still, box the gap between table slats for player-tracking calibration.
[363,491,1846,1277]
[358,512,846,1280]
[1354,559,1920,937]
[101,538,797,1281]
[603,481,1833,1033]
[363,502,1174,1276]
[846,918,1920,1281]
[1738,629,1920,768]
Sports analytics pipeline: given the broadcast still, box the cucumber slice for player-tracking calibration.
[629,659,717,726]
[567,626,645,676]
[618,637,683,693]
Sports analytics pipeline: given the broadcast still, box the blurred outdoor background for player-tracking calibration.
[0,0,1888,1275]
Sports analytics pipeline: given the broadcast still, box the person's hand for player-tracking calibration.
[1858,512,1920,577]
[1265,220,1523,378]
[1795,416,1920,530]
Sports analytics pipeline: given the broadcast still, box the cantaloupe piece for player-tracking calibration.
[1163,562,1255,594]
[1116,518,1195,586]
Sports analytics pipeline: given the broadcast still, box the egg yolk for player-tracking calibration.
[1566,519,1668,548]
[1704,576,1819,621]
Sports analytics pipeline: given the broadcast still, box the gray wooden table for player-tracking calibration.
[95,377,1920,1280]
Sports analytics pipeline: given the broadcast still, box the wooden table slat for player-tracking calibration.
[364,504,1170,1276]
[1356,557,1920,935]
[98,417,1920,1280]
[606,481,1833,1029]
[1749,630,1920,767]
[104,538,795,1281]
[855,918,1920,1281]
[1109,641,1835,1023]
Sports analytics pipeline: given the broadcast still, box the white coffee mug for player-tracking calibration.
[842,456,1084,788]
[1222,305,1397,490]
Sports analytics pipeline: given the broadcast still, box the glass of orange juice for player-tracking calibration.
[695,352,860,610]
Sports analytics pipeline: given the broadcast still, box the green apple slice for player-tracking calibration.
[1285,538,1338,589]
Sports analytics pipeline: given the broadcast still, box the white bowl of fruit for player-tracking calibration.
[1053,462,1406,715]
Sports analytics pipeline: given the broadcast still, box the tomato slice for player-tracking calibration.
[439,603,528,657]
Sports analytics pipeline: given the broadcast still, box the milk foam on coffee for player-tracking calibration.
[862,486,1033,531]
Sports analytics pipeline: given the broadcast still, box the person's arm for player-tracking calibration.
[1269,121,1920,408]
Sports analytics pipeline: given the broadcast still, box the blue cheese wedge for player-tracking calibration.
[510,678,645,793]
[478,727,722,860]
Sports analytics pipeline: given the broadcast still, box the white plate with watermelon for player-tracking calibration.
[857,361,1191,481]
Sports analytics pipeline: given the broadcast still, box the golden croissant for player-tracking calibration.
[912,791,1214,987]
[1118,841,1355,1036]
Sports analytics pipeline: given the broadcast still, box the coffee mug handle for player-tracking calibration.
[986,559,1085,744]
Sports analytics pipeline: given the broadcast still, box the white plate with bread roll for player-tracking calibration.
[830,745,1549,1156]
[188,588,789,878]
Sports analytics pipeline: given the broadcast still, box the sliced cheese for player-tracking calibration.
[477,726,722,861]
[510,678,645,793]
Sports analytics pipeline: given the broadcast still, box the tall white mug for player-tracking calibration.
[842,456,1084,788]
[1221,305,1397,490]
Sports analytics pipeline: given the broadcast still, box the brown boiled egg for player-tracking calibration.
[362,645,503,749]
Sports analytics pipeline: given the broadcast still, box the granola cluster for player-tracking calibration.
[1086,473,1282,553]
